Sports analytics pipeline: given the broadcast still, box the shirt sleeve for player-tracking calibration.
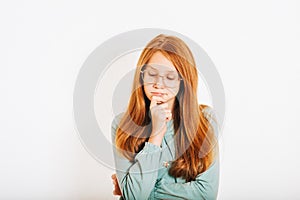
[111,113,162,200]
[154,106,220,200]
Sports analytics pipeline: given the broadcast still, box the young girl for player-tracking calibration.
[111,34,219,200]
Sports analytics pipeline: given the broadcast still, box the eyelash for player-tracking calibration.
[147,71,176,80]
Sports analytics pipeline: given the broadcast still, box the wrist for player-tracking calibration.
[148,133,164,147]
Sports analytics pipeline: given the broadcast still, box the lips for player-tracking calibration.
[151,92,166,96]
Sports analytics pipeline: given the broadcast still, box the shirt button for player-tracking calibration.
[163,161,169,168]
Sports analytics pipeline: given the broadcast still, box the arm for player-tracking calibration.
[155,157,219,200]
[155,106,220,200]
[111,113,162,200]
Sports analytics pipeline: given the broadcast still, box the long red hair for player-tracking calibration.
[115,34,218,182]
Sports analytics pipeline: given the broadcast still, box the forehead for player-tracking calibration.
[147,52,176,71]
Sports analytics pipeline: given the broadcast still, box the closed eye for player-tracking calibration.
[166,74,177,80]
[147,70,158,76]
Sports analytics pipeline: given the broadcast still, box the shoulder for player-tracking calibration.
[200,105,216,119]
[199,104,219,137]
[199,104,216,118]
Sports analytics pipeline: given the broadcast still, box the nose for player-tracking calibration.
[153,76,164,88]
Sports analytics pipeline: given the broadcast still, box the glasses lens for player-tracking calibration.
[142,70,180,87]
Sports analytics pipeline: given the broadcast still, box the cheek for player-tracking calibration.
[167,86,180,96]
[169,85,180,96]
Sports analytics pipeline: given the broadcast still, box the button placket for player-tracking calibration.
[161,120,174,169]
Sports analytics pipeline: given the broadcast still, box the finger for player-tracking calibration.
[112,178,116,184]
[156,94,168,104]
[113,184,122,196]
[161,93,169,101]
[113,177,118,184]
[157,102,168,110]
[113,189,122,196]
[150,96,158,109]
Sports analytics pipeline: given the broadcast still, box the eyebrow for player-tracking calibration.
[147,65,177,73]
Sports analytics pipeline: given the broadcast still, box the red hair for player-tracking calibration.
[115,34,218,181]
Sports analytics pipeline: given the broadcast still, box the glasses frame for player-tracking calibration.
[140,68,183,88]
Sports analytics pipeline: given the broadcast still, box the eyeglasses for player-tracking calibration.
[140,66,182,88]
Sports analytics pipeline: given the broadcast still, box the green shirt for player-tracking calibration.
[111,106,220,200]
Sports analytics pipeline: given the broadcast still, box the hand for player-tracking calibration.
[111,173,122,196]
[148,96,172,146]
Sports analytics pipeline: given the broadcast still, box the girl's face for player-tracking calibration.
[142,52,181,109]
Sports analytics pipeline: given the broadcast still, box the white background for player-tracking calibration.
[1,0,299,199]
